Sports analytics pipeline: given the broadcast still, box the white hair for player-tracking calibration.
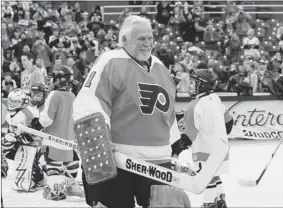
[118,15,152,47]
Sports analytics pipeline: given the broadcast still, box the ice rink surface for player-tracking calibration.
[2,139,283,207]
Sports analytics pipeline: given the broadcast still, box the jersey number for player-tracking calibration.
[85,71,96,88]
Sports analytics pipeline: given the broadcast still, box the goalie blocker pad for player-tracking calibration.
[11,145,37,192]
[73,112,117,185]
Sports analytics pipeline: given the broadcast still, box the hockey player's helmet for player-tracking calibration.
[52,65,73,90]
[30,83,49,107]
[188,69,218,97]
[7,89,29,111]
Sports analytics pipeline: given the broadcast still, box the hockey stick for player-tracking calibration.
[17,124,229,194]
[238,138,283,186]
[16,124,78,150]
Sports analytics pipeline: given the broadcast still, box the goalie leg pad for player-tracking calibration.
[12,145,37,192]
[73,112,117,185]
[149,185,191,208]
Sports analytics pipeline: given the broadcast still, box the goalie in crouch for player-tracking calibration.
[2,85,48,192]
[73,15,192,208]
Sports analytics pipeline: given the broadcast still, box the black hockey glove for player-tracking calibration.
[30,118,44,131]
[16,133,34,145]
[171,134,192,156]
[225,118,234,135]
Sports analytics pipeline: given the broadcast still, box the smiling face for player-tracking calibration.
[123,22,153,61]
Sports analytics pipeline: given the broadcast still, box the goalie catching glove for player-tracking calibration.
[73,112,117,185]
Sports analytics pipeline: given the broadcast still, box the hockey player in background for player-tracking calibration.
[1,85,48,192]
[73,15,192,208]
[33,65,84,201]
[176,68,233,208]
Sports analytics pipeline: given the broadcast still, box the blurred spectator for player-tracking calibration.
[2,2,14,21]
[1,21,11,50]
[89,5,102,22]
[194,13,206,42]
[203,23,221,59]
[180,3,196,43]
[10,27,21,47]
[12,2,25,23]
[26,21,38,42]
[175,63,190,93]
[223,0,238,18]
[169,2,186,34]
[51,39,69,67]
[178,42,190,60]
[62,11,79,38]
[73,1,83,23]
[228,64,253,95]
[260,71,283,99]
[256,59,269,92]
[83,31,99,60]
[235,5,252,37]
[242,29,260,59]
[74,50,88,79]
[2,72,17,98]
[2,50,13,73]
[57,1,71,18]
[20,52,45,90]
[117,8,130,25]
[155,0,171,25]
[180,52,194,71]
[67,57,83,83]
[79,12,90,35]
[35,57,48,83]
[31,33,52,72]
[9,57,22,87]
[156,41,175,69]
[105,29,117,48]
[224,31,241,63]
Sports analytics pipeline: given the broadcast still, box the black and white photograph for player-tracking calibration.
[1,0,283,207]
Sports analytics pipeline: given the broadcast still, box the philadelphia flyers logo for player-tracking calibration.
[138,82,170,115]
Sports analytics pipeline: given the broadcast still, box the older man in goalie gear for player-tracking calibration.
[73,15,228,208]
[73,15,194,208]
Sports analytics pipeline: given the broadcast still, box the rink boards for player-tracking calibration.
[2,93,282,140]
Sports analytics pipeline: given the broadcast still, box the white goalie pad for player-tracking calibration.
[11,145,37,192]
[115,137,229,194]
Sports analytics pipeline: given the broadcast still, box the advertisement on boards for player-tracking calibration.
[175,99,283,140]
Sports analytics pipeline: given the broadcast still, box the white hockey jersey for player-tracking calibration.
[183,93,229,174]
[6,105,39,133]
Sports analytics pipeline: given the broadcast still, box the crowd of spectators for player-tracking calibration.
[1,1,283,98]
